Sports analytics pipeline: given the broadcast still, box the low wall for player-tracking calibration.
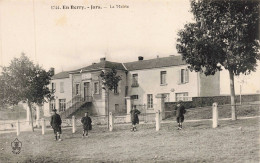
[165,94,260,118]
[61,113,156,127]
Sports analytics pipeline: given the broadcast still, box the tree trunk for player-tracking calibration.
[229,70,237,120]
[28,101,35,132]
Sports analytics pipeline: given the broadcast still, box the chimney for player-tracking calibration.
[138,56,143,61]
[50,67,55,76]
[100,57,106,62]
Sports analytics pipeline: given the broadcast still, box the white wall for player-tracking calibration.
[128,65,199,111]
[43,77,72,117]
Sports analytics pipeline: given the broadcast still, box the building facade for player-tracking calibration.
[43,55,220,117]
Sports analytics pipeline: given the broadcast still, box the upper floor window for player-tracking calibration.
[147,94,153,109]
[94,82,99,94]
[51,83,56,93]
[179,69,189,84]
[160,71,167,85]
[132,74,139,87]
[75,84,80,95]
[60,82,64,93]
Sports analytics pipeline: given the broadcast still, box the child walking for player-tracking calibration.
[130,106,141,132]
[175,101,186,130]
[50,109,62,141]
[81,112,92,138]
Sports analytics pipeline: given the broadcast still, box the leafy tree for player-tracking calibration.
[100,67,122,126]
[176,0,259,120]
[100,67,122,93]
[0,53,53,131]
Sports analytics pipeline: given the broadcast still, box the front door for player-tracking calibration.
[84,82,91,101]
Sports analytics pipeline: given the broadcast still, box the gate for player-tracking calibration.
[135,104,156,123]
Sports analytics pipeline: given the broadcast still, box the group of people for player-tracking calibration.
[129,101,186,131]
[50,101,186,140]
[50,109,92,141]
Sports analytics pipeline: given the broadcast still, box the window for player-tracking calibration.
[50,99,56,111]
[114,85,118,94]
[75,84,80,95]
[115,104,119,112]
[176,92,189,101]
[51,83,56,93]
[179,69,189,84]
[60,82,64,93]
[147,94,153,109]
[94,82,99,94]
[131,95,139,100]
[132,74,139,87]
[162,93,170,102]
[59,99,66,112]
[160,71,167,85]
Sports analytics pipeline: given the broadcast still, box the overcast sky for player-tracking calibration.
[0,0,259,94]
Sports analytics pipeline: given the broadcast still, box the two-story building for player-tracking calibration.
[43,58,127,117]
[124,55,220,113]
[43,55,220,118]
[43,71,72,117]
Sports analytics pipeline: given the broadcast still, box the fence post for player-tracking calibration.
[36,105,41,128]
[156,110,161,131]
[41,118,46,135]
[16,120,20,136]
[72,116,76,133]
[109,112,114,131]
[125,97,131,123]
[212,102,218,128]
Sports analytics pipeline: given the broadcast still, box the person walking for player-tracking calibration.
[175,101,186,130]
[81,112,92,138]
[50,109,62,141]
[130,106,141,132]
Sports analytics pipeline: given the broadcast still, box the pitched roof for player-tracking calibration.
[123,55,187,71]
[52,71,69,79]
[70,61,126,73]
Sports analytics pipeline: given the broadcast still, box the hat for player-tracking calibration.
[52,109,57,112]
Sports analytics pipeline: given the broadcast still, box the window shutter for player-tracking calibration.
[54,83,56,92]
[177,70,181,85]
[185,69,189,83]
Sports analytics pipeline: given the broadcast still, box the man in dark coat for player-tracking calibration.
[81,112,92,138]
[50,109,62,141]
[175,101,186,130]
[130,106,141,132]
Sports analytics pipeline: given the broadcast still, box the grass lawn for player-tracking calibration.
[182,103,260,120]
[0,117,259,163]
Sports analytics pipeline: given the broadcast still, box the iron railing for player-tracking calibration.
[60,95,93,119]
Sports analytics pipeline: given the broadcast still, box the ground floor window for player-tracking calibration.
[131,95,139,100]
[75,83,80,95]
[147,94,153,109]
[161,93,170,102]
[94,82,99,94]
[176,92,189,101]
[50,99,56,111]
[59,99,66,112]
